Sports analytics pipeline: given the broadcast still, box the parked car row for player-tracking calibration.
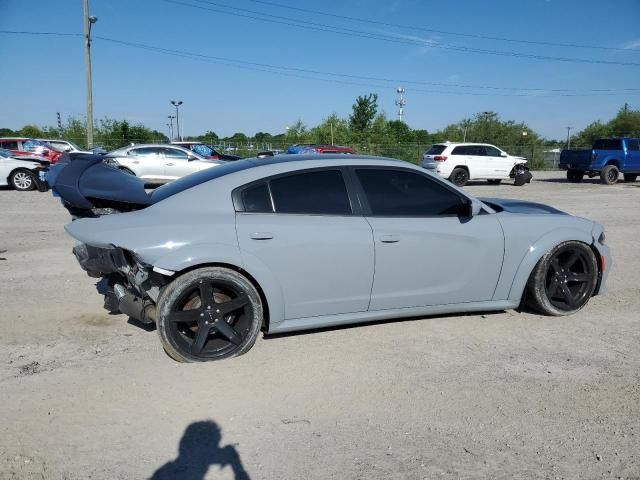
[0,148,48,191]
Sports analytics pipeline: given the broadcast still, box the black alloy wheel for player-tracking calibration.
[526,241,598,316]
[600,165,619,185]
[450,168,469,187]
[157,267,263,362]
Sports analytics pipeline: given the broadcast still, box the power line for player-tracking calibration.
[94,36,640,97]
[164,0,640,67]
[246,0,639,52]
[3,30,639,96]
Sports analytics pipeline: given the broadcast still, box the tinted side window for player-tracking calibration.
[270,170,351,215]
[426,145,446,155]
[452,146,470,155]
[626,140,640,151]
[130,147,162,156]
[485,146,501,156]
[471,146,488,156]
[593,139,622,151]
[0,141,19,150]
[242,183,273,213]
[356,169,463,216]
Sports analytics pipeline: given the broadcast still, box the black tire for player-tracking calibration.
[120,167,135,176]
[566,170,584,183]
[487,179,502,185]
[156,267,263,362]
[449,167,469,187]
[623,173,637,182]
[9,169,36,191]
[525,241,598,316]
[600,165,619,185]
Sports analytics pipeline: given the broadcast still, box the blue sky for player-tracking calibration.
[1,0,639,140]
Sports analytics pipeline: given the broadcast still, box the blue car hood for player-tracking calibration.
[480,197,567,215]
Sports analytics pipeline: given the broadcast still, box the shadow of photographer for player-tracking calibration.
[150,420,250,480]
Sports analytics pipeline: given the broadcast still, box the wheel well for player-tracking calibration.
[605,160,620,168]
[453,165,469,174]
[173,262,271,331]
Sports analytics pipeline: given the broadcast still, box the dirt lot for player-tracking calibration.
[1,171,639,480]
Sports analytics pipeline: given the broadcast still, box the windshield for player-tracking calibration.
[191,144,214,157]
[151,159,256,203]
[0,148,13,158]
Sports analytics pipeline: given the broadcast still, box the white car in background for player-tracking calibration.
[0,148,46,191]
[422,142,529,186]
[102,144,224,184]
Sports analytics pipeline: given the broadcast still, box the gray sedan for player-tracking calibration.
[64,155,611,362]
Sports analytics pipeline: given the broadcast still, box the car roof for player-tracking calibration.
[433,142,496,146]
[108,143,193,155]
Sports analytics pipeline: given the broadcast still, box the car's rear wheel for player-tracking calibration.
[487,179,502,185]
[10,169,36,191]
[600,165,619,185]
[566,170,584,183]
[623,173,637,182]
[525,241,598,316]
[156,267,263,362]
[449,168,469,187]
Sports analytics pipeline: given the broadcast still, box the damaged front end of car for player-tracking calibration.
[72,243,170,324]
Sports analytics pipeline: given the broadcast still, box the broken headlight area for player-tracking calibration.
[72,244,169,324]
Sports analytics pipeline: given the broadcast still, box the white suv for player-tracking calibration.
[422,143,529,186]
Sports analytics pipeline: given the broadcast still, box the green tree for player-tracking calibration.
[19,124,45,138]
[573,121,611,146]
[609,106,640,137]
[349,93,378,138]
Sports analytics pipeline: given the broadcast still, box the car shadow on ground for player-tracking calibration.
[149,420,250,480]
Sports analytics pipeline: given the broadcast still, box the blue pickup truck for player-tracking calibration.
[560,138,640,184]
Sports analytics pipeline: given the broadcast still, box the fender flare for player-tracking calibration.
[506,227,594,302]
[152,243,285,328]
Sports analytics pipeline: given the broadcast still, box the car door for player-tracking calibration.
[126,147,165,181]
[162,147,195,180]
[235,168,375,320]
[625,139,640,172]
[449,145,475,176]
[353,167,504,311]
[484,145,512,178]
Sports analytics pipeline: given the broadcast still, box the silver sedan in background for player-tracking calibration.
[102,144,224,184]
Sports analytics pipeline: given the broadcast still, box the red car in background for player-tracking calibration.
[0,138,63,163]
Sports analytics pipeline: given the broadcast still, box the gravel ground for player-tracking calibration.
[0,171,638,480]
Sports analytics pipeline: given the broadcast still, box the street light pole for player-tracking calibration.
[83,0,98,149]
[167,115,175,141]
[171,100,183,141]
[566,126,573,150]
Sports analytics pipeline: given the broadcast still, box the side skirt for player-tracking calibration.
[268,300,519,334]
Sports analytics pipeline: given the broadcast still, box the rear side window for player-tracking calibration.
[452,146,472,155]
[242,183,273,213]
[426,145,446,155]
[270,170,352,215]
[356,169,463,216]
[626,139,640,151]
[593,139,622,151]
[0,141,19,150]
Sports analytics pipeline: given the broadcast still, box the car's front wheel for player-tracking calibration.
[10,169,36,191]
[525,241,598,316]
[156,267,264,362]
[449,167,469,187]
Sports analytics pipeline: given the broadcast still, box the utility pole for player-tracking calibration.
[171,100,183,141]
[624,103,629,113]
[56,112,63,138]
[167,115,175,141]
[395,87,406,122]
[330,120,334,145]
[566,126,573,150]
[83,0,98,149]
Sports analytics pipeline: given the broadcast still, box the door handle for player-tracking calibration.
[250,232,274,240]
[380,235,399,243]
[166,163,174,166]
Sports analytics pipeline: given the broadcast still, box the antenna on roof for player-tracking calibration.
[395,87,406,123]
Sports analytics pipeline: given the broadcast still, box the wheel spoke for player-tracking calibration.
[214,320,242,345]
[191,323,211,353]
[198,282,214,308]
[219,294,250,315]
[567,272,590,283]
[559,284,576,308]
[550,257,562,274]
[546,276,560,297]
[566,251,581,269]
[170,309,201,323]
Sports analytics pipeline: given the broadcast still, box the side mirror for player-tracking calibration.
[461,198,482,217]
[500,153,508,157]
[63,145,72,152]
[188,155,197,161]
